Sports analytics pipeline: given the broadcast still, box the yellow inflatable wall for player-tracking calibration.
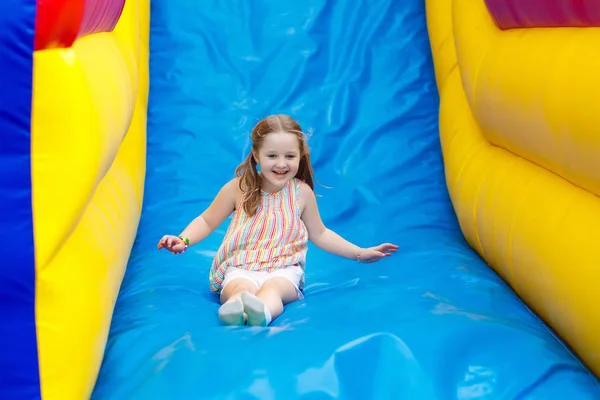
[31,1,150,398]
[426,0,600,376]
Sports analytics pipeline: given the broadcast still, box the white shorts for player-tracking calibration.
[221,265,305,300]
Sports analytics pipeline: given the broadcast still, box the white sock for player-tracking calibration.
[241,292,272,326]
[218,298,245,326]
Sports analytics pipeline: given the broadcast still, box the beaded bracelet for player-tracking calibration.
[356,249,363,263]
[178,235,190,249]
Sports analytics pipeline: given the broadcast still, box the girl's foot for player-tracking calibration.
[218,298,245,326]
[241,292,272,326]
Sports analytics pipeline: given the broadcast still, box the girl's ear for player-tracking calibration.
[252,151,259,164]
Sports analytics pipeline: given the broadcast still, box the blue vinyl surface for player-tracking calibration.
[0,0,40,398]
[93,0,600,398]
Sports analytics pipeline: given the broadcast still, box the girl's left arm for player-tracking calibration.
[299,183,398,262]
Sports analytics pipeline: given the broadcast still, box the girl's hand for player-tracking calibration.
[358,243,399,263]
[157,235,188,254]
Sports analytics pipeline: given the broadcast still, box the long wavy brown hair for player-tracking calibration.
[235,114,316,216]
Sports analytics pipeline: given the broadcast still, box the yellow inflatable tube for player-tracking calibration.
[31,1,149,398]
[426,0,600,376]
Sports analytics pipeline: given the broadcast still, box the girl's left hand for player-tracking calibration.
[358,243,399,263]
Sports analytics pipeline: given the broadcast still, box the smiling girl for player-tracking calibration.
[157,114,398,326]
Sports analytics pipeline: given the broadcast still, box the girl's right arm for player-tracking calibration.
[161,178,239,250]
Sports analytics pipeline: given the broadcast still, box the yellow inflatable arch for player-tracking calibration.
[26,0,148,398]
[427,0,600,377]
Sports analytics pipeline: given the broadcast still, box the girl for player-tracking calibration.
[157,114,398,326]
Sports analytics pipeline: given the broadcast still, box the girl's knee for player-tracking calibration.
[258,277,300,304]
[220,278,258,303]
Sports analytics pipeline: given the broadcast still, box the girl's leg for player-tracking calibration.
[218,278,258,326]
[220,278,258,304]
[242,277,299,326]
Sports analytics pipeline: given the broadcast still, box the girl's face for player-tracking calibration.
[254,131,301,192]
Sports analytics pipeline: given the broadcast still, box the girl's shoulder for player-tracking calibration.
[294,178,311,192]
[223,177,244,207]
[294,178,314,210]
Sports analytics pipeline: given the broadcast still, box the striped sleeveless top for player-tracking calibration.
[209,178,308,293]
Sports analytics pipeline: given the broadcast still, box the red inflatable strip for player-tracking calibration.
[78,0,126,39]
[34,0,126,50]
[484,0,600,29]
[35,0,85,50]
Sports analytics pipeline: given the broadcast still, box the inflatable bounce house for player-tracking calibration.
[2,0,599,398]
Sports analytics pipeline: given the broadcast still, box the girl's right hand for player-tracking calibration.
[157,235,188,254]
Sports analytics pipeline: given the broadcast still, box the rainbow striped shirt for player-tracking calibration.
[209,178,308,293]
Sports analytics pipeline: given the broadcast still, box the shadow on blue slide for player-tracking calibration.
[92,1,600,399]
